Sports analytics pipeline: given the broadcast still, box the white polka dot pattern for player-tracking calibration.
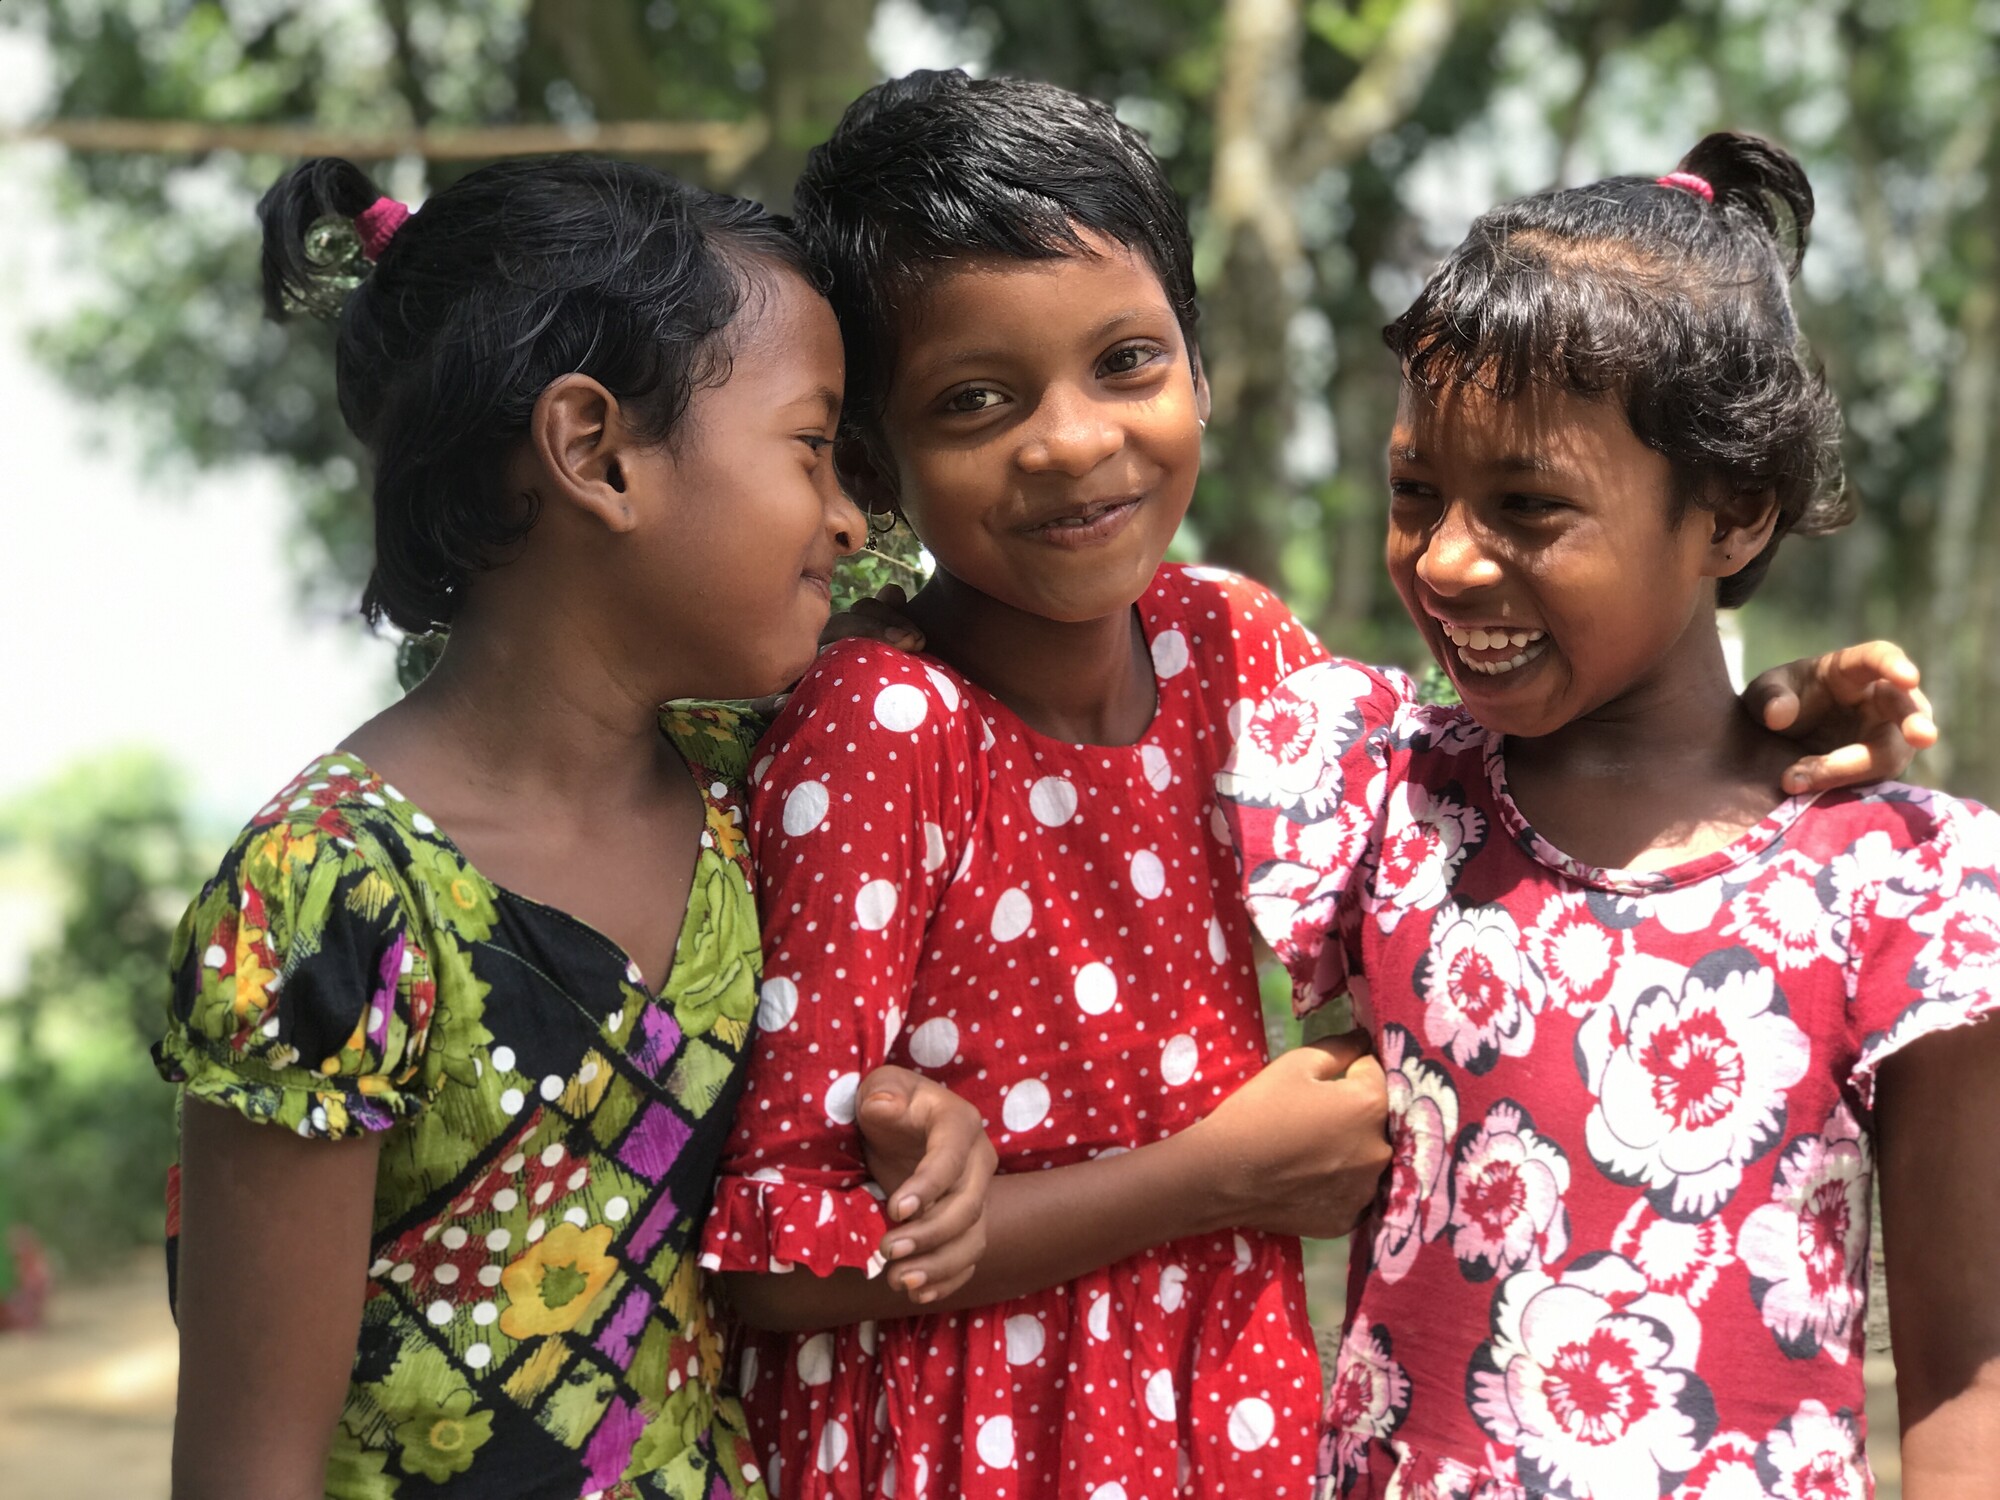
[705,566,1331,1497]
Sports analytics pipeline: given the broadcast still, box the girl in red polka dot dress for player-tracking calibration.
[700,76,1933,1500]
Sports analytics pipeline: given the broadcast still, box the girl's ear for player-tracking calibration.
[835,434,902,520]
[1193,350,1212,427]
[529,374,643,534]
[1706,485,1783,581]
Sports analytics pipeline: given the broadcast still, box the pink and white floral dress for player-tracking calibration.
[699,567,1332,1499]
[1217,660,2000,1500]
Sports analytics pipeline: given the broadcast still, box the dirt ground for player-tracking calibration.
[1,1248,1903,1498]
[0,1253,176,1497]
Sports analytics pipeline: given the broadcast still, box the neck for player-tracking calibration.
[1501,613,1800,872]
[367,585,675,813]
[906,569,1155,745]
[1510,621,1747,780]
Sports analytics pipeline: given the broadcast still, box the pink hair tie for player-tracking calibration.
[355,196,411,261]
[1655,171,1714,203]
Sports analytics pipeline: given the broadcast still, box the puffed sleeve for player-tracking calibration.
[1215,659,1412,1017]
[154,815,442,1140]
[700,644,980,1277]
[1845,790,2000,1108]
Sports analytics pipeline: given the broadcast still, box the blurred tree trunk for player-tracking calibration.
[1926,138,2000,792]
[1201,0,1305,586]
[1201,0,1456,592]
[747,0,879,208]
[522,0,661,121]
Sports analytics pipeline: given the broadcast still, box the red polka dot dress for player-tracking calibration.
[700,566,1331,1500]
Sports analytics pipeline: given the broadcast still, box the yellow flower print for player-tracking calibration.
[393,1388,494,1482]
[498,1223,618,1339]
[703,799,747,866]
[231,927,279,1024]
[248,824,319,881]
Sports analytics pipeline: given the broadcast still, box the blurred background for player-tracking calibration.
[4,0,1994,1490]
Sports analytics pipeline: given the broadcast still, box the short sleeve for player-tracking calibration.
[1215,659,1413,1016]
[155,817,441,1140]
[1846,792,2000,1107]
[700,645,980,1277]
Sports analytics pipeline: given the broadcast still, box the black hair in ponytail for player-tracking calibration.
[1385,131,1849,607]
[256,155,819,634]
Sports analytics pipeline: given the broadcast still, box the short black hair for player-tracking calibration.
[1386,131,1850,607]
[259,155,817,633]
[791,69,1198,473]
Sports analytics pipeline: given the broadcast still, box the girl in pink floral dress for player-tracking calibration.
[1220,135,2000,1499]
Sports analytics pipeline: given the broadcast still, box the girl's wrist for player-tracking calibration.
[1155,1121,1240,1236]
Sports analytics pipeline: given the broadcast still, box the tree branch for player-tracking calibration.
[0,117,764,169]
[1291,0,1458,181]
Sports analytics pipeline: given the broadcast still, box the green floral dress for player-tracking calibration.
[155,705,770,1500]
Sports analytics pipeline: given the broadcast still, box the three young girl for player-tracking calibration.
[1218,139,1998,1496]
[157,157,988,1499]
[157,73,1960,1500]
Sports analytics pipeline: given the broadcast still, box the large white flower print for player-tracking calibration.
[1579,950,1810,1220]
[1216,662,1377,817]
[1719,852,1851,972]
[1469,1254,1714,1499]
[1610,1201,1734,1309]
[1318,1316,1411,1484]
[1374,1025,1459,1284]
[1365,783,1484,934]
[1908,870,2000,1001]
[1674,1431,1761,1499]
[1857,870,2000,1103]
[1243,803,1374,960]
[1759,1400,1868,1500]
[1416,904,1544,1073]
[1525,892,1636,1016]
[1738,1103,1871,1365]
[1447,1099,1571,1282]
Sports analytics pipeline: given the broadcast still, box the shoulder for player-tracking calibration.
[768,640,977,747]
[1810,783,2000,906]
[1149,563,1319,650]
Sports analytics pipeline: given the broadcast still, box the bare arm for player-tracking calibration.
[171,1100,382,1500]
[724,1038,1389,1333]
[1877,1017,2000,1499]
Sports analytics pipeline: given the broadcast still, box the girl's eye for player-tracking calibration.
[798,434,833,455]
[1388,479,1435,505]
[944,386,1004,414]
[1101,343,1165,377]
[1502,493,1564,518]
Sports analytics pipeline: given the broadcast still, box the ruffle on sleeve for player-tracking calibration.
[155,820,443,1140]
[698,1171,891,1278]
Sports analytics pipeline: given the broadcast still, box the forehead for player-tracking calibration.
[896,234,1176,361]
[1390,380,1657,477]
[724,266,844,384]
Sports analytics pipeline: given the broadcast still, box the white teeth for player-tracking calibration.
[1454,637,1550,677]
[1439,622,1546,652]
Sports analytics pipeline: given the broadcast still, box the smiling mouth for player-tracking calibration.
[1437,622,1549,678]
[1026,496,1144,546]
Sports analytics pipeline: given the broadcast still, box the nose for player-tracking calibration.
[1016,382,1122,477]
[828,484,867,557]
[1414,503,1504,596]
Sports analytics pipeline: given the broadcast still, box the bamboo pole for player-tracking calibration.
[0,117,768,174]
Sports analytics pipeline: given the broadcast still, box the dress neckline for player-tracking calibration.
[1472,720,1822,895]
[925,567,1192,756]
[287,741,731,1002]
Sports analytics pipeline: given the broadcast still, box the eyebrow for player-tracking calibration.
[788,386,841,422]
[1389,445,1561,475]
[909,309,1172,382]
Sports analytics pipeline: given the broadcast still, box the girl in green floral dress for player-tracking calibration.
[155,156,993,1500]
